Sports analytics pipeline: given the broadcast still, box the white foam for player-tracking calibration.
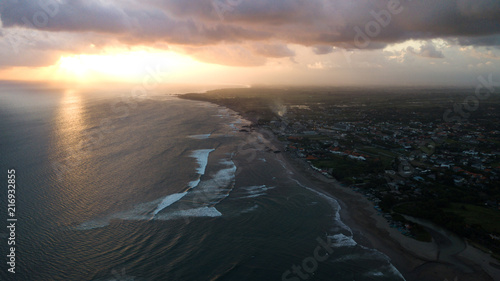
[190,149,214,176]
[238,185,275,199]
[291,178,352,234]
[239,194,262,199]
[388,264,407,281]
[210,163,236,188]
[364,265,406,280]
[244,185,271,193]
[152,192,187,216]
[219,159,234,166]
[187,148,215,190]
[241,194,264,199]
[188,134,211,139]
[192,159,237,205]
[329,233,357,247]
[290,178,406,280]
[156,156,235,216]
[76,204,222,230]
[75,156,236,231]
[156,207,222,219]
[240,204,259,214]
[188,179,200,189]
[277,159,294,175]
[332,253,363,263]
[365,271,384,277]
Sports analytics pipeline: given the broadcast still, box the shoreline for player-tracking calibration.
[281,137,499,280]
[180,93,498,281]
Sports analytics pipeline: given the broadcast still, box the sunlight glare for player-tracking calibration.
[56,49,208,83]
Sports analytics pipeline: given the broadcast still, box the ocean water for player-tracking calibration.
[0,82,405,281]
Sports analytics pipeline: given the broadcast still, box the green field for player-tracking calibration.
[445,203,500,234]
[357,146,398,167]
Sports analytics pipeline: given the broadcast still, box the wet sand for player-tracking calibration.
[181,95,500,281]
[257,127,499,281]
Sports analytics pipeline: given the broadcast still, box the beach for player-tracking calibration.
[0,83,497,280]
[1,0,500,278]
[2,86,426,280]
[186,95,500,281]
[274,143,498,281]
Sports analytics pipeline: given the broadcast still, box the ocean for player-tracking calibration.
[0,82,405,281]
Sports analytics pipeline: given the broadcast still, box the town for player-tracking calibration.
[182,86,500,257]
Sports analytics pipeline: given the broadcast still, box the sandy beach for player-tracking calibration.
[189,96,500,281]
[255,126,499,281]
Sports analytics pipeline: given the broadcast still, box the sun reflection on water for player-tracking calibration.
[54,90,86,161]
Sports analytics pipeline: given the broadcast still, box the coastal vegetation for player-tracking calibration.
[181,86,500,257]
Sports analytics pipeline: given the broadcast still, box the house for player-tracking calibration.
[413,176,425,182]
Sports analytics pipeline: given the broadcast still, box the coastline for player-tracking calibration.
[179,93,499,281]
[270,139,496,281]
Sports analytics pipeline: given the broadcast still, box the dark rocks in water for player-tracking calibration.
[239,129,249,132]
[273,150,281,153]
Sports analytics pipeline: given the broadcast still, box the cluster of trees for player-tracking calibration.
[393,200,500,254]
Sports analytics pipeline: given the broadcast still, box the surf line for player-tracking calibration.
[207,152,238,208]
[150,147,218,220]
[188,128,218,140]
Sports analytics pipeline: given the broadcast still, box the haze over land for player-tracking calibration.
[0,0,499,86]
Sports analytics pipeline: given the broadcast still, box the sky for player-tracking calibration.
[0,0,499,86]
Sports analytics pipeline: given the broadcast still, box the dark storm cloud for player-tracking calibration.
[2,0,499,47]
[136,0,500,48]
[0,0,499,63]
[455,35,500,49]
[0,0,270,45]
[0,0,131,33]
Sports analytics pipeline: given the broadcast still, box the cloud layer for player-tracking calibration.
[0,0,499,67]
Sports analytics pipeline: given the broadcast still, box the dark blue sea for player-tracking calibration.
[0,82,405,281]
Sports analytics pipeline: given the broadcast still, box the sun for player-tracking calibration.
[0,47,238,84]
[58,56,88,78]
[55,48,212,83]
